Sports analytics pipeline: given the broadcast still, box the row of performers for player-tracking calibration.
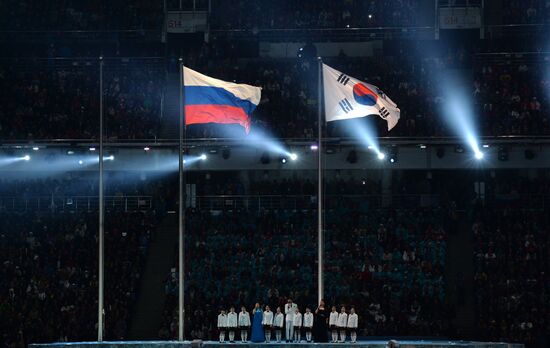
[217,304,358,343]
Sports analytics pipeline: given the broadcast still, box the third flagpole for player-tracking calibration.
[178,58,185,341]
[98,56,105,342]
[317,57,324,303]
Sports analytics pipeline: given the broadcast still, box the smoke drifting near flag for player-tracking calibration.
[353,83,378,106]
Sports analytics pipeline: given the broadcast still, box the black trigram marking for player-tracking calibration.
[337,73,350,85]
[339,98,354,113]
[379,107,390,119]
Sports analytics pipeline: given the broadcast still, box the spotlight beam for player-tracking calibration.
[340,118,384,159]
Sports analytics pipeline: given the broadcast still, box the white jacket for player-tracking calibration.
[337,312,348,327]
[239,311,251,326]
[285,303,297,321]
[347,313,358,328]
[217,314,228,328]
[262,310,274,325]
[329,311,339,326]
[303,312,314,328]
[273,313,284,328]
[293,312,303,327]
[227,312,238,328]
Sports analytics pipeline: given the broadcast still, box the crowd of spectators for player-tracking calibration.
[210,0,423,30]
[473,61,548,136]
[159,199,449,339]
[0,209,159,347]
[501,0,550,25]
[473,208,549,347]
[0,170,547,346]
[0,172,170,198]
[0,0,163,30]
[324,206,448,336]
[4,0,550,33]
[0,61,163,140]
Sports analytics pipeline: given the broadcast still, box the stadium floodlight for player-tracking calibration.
[89,147,96,151]
[200,154,207,160]
[78,160,83,165]
[310,144,318,151]
[32,147,39,151]
[474,151,484,160]
[23,155,30,161]
[105,155,114,161]
[289,153,298,161]
[144,147,150,151]
[377,152,385,160]
[388,147,398,163]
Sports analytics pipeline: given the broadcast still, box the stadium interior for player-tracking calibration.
[0,1,549,348]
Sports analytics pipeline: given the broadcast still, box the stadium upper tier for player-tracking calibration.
[2,0,549,32]
[0,51,548,141]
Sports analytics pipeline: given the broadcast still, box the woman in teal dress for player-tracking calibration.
[251,303,265,342]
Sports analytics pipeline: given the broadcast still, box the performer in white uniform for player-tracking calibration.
[303,307,314,342]
[262,305,274,343]
[284,299,298,342]
[293,307,303,342]
[273,307,285,343]
[347,307,359,343]
[227,306,238,343]
[337,306,348,343]
[239,306,251,342]
[329,306,339,343]
[217,309,228,343]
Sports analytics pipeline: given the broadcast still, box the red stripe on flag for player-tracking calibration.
[185,104,251,134]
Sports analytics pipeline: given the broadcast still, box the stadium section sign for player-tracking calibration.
[167,11,207,33]
[439,7,481,29]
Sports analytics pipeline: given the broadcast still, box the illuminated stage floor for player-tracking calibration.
[30,340,524,348]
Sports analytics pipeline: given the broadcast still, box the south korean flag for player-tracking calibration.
[322,63,400,130]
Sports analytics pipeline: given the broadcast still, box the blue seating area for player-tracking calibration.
[160,204,448,339]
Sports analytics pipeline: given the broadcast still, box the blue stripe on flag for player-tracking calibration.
[184,86,258,115]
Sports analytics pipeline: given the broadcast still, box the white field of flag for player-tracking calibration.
[322,63,400,130]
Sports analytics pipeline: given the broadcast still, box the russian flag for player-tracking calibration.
[184,66,261,134]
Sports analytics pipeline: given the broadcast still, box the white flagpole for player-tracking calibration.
[317,57,324,303]
[178,58,186,341]
[98,56,105,342]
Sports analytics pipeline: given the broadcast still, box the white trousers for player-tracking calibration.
[285,321,294,341]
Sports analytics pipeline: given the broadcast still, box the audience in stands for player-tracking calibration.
[502,0,550,24]
[473,207,549,347]
[0,62,163,140]
[210,0,422,30]
[0,1,163,30]
[324,207,447,336]
[0,210,159,346]
[159,201,449,340]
